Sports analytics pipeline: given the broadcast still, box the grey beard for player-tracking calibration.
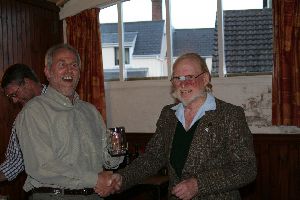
[172,89,206,107]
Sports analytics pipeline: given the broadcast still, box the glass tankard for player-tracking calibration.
[106,127,127,156]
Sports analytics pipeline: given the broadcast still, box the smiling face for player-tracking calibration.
[171,57,209,106]
[4,83,27,106]
[4,79,39,106]
[44,48,80,99]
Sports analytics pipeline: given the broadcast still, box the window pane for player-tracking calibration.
[100,0,166,80]
[171,0,217,73]
[212,0,272,76]
[123,0,166,79]
[100,0,272,81]
[125,48,129,64]
[100,5,120,81]
[114,47,119,66]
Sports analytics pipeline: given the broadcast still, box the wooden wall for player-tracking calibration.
[126,133,300,200]
[0,0,62,199]
[242,134,300,200]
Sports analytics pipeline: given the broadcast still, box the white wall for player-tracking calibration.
[131,57,166,77]
[105,80,173,132]
[105,75,300,134]
[206,57,212,72]
[102,47,115,68]
[102,47,167,77]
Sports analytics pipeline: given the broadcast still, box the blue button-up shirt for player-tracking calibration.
[171,93,216,129]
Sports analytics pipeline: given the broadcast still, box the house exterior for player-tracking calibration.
[100,20,166,80]
[100,8,272,80]
[212,8,273,75]
[172,28,215,72]
[100,21,214,80]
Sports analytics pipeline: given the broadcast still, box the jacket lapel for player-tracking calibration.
[181,109,219,178]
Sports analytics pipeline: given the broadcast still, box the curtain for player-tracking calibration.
[66,8,106,122]
[272,0,300,127]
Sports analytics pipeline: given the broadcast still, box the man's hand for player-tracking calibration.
[171,178,198,200]
[110,173,122,191]
[94,171,123,197]
[94,171,113,197]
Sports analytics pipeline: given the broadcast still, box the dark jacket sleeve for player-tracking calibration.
[118,105,172,191]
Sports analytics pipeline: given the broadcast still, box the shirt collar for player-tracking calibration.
[45,86,80,107]
[171,93,216,129]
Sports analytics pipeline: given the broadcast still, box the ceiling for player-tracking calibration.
[47,0,70,7]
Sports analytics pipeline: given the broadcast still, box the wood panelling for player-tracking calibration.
[0,0,62,78]
[126,133,300,200]
[241,134,300,200]
[1,130,299,200]
[0,0,62,199]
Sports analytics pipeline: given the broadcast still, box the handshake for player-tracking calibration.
[94,171,123,197]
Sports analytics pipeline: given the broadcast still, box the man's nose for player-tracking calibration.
[178,80,187,88]
[66,64,72,71]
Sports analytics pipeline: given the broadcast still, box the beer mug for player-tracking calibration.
[106,127,127,156]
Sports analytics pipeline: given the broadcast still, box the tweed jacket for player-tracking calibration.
[118,98,257,199]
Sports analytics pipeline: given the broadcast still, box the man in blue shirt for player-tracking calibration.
[95,53,257,199]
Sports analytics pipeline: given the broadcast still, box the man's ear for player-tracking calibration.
[203,72,210,85]
[44,67,50,80]
[23,78,35,90]
[23,78,32,87]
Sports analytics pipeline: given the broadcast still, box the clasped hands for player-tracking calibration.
[94,171,122,197]
[94,171,198,199]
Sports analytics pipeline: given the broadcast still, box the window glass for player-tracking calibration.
[100,5,120,81]
[171,0,217,73]
[115,47,130,65]
[100,0,271,81]
[100,0,163,80]
[212,0,272,76]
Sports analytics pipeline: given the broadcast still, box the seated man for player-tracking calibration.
[0,64,47,182]
[96,53,257,200]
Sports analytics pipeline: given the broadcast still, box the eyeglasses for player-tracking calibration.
[56,61,79,69]
[170,71,206,85]
[6,86,21,99]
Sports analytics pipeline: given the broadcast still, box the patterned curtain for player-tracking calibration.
[272,0,300,127]
[66,8,106,122]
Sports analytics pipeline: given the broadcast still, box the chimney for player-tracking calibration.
[152,0,162,21]
[263,0,272,8]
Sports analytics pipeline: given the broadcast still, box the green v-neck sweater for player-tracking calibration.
[170,119,200,177]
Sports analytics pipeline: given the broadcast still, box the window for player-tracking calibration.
[211,0,270,77]
[115,47,130,65]
[100,0,166,81]
[100,0,269,81]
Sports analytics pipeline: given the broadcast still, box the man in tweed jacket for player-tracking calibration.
[95,53,257,199]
